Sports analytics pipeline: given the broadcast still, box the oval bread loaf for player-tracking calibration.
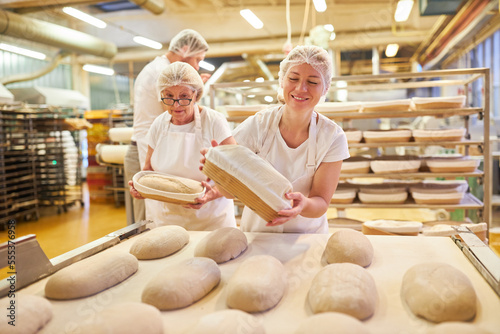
[45,251,138,299]
[68,302,163,334]
[194,227,248,263]
[138,174,203,194]
[130,225,189,260]
[0,294,53,334]
[322,229,374,267]
[190,309,265,334]
[308,263,377,320]
[401,262,477,322]
[226,255,287,312]
[142,257,221,310]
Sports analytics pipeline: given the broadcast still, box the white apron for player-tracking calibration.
[240,108,328,233]
[147,106,235,230]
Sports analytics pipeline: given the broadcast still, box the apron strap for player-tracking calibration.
[259,105,283,158]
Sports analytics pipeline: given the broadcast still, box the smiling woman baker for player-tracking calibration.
[129,61,237,230]
[232,45,350,233]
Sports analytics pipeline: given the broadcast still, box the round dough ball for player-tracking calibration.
[401,262,477,323]
[0,294,53,334]
[226,255,287,312]
[190,309,265,334]
[308,263,377,320]
[294,312,370,334]
[68,302,163,334]
[322,229,374,267]
[142,257,221,310]
[194,227,248,263]
[129,225,189,260]
[427,322,493,334]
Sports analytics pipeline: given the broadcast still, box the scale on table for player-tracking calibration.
[452,226,500,297]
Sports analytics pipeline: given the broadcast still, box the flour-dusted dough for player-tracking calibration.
[226,255,287,312]
[308,263,377,320]
[294,312,371,334]
[427,322,493,334]
[142,257,220,310]
[68,302,163,334]
[129,225,189,260]
[0,294,52,334]
[322,229,374,267]
[194,227,248,263]
[190,309,265,334]
[139,174,203,194]
[401,262,477,322]
[45,251,138,299]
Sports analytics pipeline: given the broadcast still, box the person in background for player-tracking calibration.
[129,61,236,230]
[210,45,349,233]
[124,29,210,225]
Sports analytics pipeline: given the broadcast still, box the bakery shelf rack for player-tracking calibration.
[210,68,491,228]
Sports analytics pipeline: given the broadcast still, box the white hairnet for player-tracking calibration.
[157,62,204,102]
[278,45,333,96]
[168,29,209,58]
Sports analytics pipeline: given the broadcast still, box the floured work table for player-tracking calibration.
[2,224,500,334]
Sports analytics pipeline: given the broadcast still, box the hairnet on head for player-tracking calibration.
[278,45,333,96]
[157,62,204,102]
[168,29,209,58]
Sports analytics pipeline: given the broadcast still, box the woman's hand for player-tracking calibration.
[128,180,145,200]
[266,192,307,226]
[199,139,219,171]
[185,181,220,209]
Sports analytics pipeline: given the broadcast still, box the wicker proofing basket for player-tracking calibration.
[203,160,280,223]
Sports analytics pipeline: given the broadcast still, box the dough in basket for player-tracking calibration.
[139,174,203,194]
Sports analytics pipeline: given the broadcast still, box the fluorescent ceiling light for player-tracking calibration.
[264,96,274,103]
[313,0,327,13]
[394,0,414,22]
[0,43,46,60]
[385,44,399,57]
[83,64,114,76]
[199,60,215,71]
[63,7,106,29]
[240,9,264,29]
[255,77,265,82]
[133,36,162,49]
[330,32,336,41]
[324,24,334,32]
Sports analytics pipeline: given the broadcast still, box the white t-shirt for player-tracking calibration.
[147,106,232,151]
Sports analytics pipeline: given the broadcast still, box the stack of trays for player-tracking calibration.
[203,145,292,222]
[357,182,409,204]
[330,187,357,204]
[341,156,371,174]
[412,128,466,142]
[363,129,412,143]
[362,99,412,112]
[411,95,466,110]
[410,180,468,205]
[370,155,421,174]
[362,219,423,236]
[132,171,205,205]
[424,155,479,173]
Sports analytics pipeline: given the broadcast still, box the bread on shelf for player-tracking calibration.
[363,129,412,143]
[411,95,466,110]
[362,99,411,112]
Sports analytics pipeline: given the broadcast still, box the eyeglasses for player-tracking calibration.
[161,97,193,106]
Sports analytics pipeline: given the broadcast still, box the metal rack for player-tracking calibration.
[210,68,492,228]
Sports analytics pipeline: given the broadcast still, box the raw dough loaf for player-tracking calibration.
[45,251,138,299]
[0,294,53,334]
[190,309,265,334]
[139,174,203,194]
[323,229,374,267]
[129,225,189,260]
[226,255,287,312]
[427,322,492,334]
[194,227,248,263]
[294,312,370,334]
[308,263,377,320]
[401,262,477,322]
[142,257,220,310]
[68,302,163,334]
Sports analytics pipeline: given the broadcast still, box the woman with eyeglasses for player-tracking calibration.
[129,61,237,230]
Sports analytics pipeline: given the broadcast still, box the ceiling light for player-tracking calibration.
[313,0,327,13]
[240,9,264,29]
[83,64,114,76]
[63,7,106,29]
[330,32,336,41]
[133,36,162,49]
[0,43,46,60]
[324,24,334,32]
[264,96,274,103]
[385,44,399,57]
[199,60,215,71]
[394,0,414,22]
[255,77,265,82]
